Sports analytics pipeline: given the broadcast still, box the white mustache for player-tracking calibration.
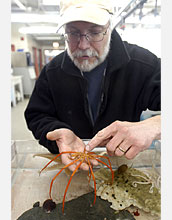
[72,49,98,58]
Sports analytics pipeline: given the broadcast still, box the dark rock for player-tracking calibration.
[17,192,135,220]
[33,201,40,208]
[43,199,56,213]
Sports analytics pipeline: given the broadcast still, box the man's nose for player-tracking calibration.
[78,35,91,50]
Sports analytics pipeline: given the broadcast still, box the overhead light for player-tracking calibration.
[53,42,59,48]
[44,50,63,56]
[14,0,26,10]
[19,26,58,34]
[35,36,62,40]
[42,0,60,5]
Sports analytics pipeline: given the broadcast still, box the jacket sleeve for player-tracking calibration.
[24,65,72,154]
[139,56,161,112]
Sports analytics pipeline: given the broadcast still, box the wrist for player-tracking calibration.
[141,115,161,140]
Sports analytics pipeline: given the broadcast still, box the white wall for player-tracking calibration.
[11,23,39,51]
[117,27,161,58]
[11,23,42,64]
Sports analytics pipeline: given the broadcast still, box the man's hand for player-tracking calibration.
[86,115,161,159]
[46,128,98,171]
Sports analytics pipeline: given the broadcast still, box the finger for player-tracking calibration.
[80,162,90,171]
[85,132,104,151]
[115,140,132,156]
[86,127,115,151]
[61,154,78,172]
[89,158,99,166]
[115,145,130,156]
[106,133,123,152]
[98,138,111,146]
[107,149,115,157]
[46,130,61,140]
[124,146,139,160]
[79,158,99,170]
[106,125,130,152]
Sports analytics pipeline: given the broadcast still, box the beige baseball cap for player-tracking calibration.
[57,0,114,30]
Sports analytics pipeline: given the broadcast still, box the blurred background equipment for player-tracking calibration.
[11,0,161,58]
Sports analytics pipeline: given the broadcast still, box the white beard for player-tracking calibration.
[66,34,111,72]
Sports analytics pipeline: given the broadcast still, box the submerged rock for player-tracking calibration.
[17,192,135,220]
[43,199,56,213]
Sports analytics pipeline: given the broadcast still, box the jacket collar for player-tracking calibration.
[61,50,81,77]
[107,29,131,73]
[61,28,131,76]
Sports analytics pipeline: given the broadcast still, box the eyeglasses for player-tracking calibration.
[64,26,109,43]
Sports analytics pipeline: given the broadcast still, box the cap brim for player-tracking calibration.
[57,6,111,31]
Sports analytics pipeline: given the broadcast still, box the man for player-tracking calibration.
[24,0,161,172]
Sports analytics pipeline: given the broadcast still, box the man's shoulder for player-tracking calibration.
[46,51,66,71]
[123,41,160,67]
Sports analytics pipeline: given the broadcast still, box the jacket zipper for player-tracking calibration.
[86,93,94,126]
[80,71,94,126]
[95,68,106,120]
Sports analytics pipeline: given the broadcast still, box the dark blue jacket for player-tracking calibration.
[24,29,161,153]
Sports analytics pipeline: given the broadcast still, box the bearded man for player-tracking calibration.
[25,0,161,171]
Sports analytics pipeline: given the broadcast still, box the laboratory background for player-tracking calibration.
[11,0,161,140]
[11,1,161,220]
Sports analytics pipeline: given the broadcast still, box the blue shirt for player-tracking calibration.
[83,60,107,122]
